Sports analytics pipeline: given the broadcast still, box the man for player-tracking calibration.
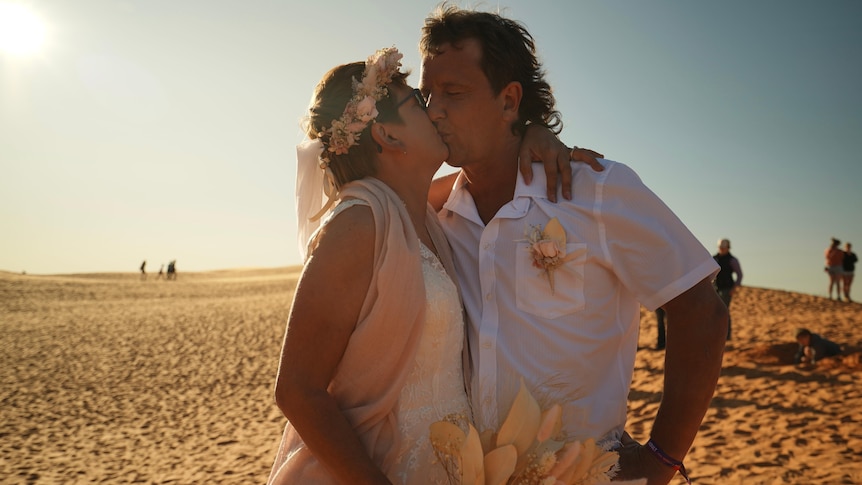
[842,242,856,302]
[713,238,743,339]
[420,6,727,485]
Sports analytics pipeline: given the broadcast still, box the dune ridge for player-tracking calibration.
[1,269,859,484]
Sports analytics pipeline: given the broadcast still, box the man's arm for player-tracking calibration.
[617,277,728,485]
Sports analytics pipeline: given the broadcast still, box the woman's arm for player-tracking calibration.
[429,126,604,210]
[519,124,604,202]
[429,172,459,212]
[273,205,392,485]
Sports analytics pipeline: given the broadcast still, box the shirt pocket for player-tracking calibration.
[515,242,587,319]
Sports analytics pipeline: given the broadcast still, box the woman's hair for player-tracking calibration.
[303,62,409,189]
[420,4,562,137]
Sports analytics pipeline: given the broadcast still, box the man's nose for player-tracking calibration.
[423,94,443,121]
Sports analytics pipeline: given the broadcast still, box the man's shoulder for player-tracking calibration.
[515,159,637,201]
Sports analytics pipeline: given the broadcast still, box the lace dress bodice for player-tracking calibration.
[326,199,471,484]
[390,242,471,484]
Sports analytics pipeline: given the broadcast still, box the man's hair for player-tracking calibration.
[420,4,562,137]
[795,328,811,338]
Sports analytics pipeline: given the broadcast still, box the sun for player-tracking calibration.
[0,2,46,56]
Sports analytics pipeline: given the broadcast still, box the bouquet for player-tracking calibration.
[429,379,646,485]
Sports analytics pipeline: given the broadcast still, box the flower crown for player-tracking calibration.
[320,47,404,156]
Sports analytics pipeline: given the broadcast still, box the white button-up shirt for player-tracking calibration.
[438,160,718,442]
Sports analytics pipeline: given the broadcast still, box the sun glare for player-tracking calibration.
[0,2,46,56]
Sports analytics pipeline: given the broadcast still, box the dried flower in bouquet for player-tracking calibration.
[430,379,647,485]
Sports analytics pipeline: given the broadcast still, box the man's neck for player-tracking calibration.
[462,143,520,225]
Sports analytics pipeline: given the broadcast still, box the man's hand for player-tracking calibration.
[518,124,603,202]
[614,433,677,485]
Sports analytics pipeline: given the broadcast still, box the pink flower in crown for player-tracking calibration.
[355,96,379,123]
[346,121,369,134]
[322,47,403,155]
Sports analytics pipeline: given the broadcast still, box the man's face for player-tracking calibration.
[797,335,811,346]
[419,38,510,168]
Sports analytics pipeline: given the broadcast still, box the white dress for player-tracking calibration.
[328,200,472,484]
[389,242,472,484]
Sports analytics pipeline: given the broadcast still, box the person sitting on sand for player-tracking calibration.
[794,328,842,364]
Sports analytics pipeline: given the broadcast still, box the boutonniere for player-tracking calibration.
[526,217,576,294]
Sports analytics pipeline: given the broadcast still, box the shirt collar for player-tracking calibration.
[442,168,546,225]
[514,166,550,200]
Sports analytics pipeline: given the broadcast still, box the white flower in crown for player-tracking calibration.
[355,96,379,123]
[322,47,404,155]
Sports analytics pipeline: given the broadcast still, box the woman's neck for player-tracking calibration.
[374,169,436,253]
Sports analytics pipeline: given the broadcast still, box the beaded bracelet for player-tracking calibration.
[646,438,692,485]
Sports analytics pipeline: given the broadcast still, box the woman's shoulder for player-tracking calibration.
[309,201,375,259]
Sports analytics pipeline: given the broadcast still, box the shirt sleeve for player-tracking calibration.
[595,162,718,311]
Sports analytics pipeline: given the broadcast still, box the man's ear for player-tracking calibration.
[369,122,405,154]
[499,81,523,123]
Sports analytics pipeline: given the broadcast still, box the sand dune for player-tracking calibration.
[1,270,860,484]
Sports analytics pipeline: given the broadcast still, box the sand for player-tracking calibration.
[1,269,860,484]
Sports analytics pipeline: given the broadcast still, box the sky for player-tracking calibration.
[1,0,860,298]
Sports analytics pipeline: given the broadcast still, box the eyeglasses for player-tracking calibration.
[395,88,427,111]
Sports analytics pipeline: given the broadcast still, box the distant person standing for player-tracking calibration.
[825,237,844,300]
[157,264,165,280]
[842,242,857,302]
[140,260,147,281]
[714,239,742,340]
[167,260,177,280]
[655,307,667,350]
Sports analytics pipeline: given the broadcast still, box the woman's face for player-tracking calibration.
[390,84,448,170]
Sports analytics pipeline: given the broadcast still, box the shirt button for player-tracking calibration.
[482,340,491,349]
[485,293,493,301]
[483,242,493,250]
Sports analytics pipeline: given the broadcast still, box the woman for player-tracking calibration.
[267,47,469,484]
[825,237,844,300]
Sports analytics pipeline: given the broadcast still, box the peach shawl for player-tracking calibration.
[267,177,458,484]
